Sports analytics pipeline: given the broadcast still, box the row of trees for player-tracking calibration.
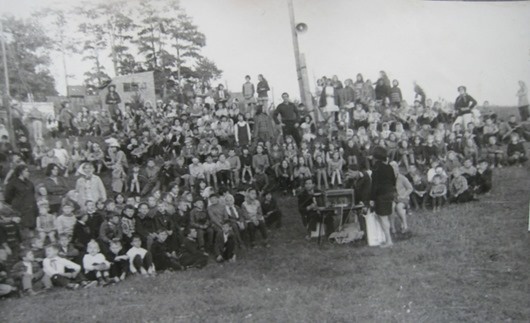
[0,0,222,100]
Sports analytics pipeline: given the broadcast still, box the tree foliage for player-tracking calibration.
[2,0,223,99]
[0,15,58,100]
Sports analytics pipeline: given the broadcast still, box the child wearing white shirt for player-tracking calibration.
[42,244,90,289]
[82,240,111,286]
[126,235,155,276]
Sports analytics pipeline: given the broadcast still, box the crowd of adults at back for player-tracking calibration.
[0,71,528,296]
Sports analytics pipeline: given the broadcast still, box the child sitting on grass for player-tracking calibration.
[429,174,447,213]
[106,239,129,282]
[449,168,475,203]
[189,199,213,252]
[10,248,51,296]
[57,233,80,263]
[179,228,208,269]
[214,222,236,263]
[242,188,270,248]
[126,235,155,276]
[475,160,493,195]
[42,244,93,290]
[0,248,17,297]
[150,230,182,272]
[83,240,111,286]
[507,133,527,167]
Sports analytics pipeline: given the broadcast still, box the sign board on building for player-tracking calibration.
[99,71,156,113]
[67,86,87,98]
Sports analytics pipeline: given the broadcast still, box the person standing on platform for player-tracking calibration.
[273,93,301,145]
[105,85,122,132]
[242,75,256,117]
[256,74,270,112]
[454,86,477,131]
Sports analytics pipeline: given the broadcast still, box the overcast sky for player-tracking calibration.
[1,0,529,106]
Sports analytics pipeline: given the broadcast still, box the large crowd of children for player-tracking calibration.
[0,71,528,297]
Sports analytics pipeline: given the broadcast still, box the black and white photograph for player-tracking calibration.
[0,0,529,321]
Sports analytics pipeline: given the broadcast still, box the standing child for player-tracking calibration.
[314,154,329,191]
[227,149,241,188]
[111,163,127,194]
[36,203,57,244]
[203,155,218,190]
[240,147,253,184]
[328,151,344,187]
[129,164,146,197]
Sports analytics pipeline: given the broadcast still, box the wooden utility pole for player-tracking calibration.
[0,19,15,148]
[287,0,315,119]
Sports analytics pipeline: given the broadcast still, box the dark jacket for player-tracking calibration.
[4,177,38,229]
[370,161,396,201]
[454,94,477,116]
[273,102,299,124]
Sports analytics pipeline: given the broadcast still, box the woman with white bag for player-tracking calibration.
[368,147,396,248]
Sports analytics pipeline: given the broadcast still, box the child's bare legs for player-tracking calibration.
[395,202,408,232]
[316,171,322,190]
[402,155,410,171]
[232,170,240,187]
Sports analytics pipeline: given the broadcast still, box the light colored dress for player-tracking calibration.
[323,86,339,113]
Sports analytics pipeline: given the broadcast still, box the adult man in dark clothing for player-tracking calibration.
[273,92,301,145]
[297,179,334,240]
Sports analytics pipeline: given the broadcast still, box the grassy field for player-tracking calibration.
[1,162,529,322]
[1,105,529,322]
